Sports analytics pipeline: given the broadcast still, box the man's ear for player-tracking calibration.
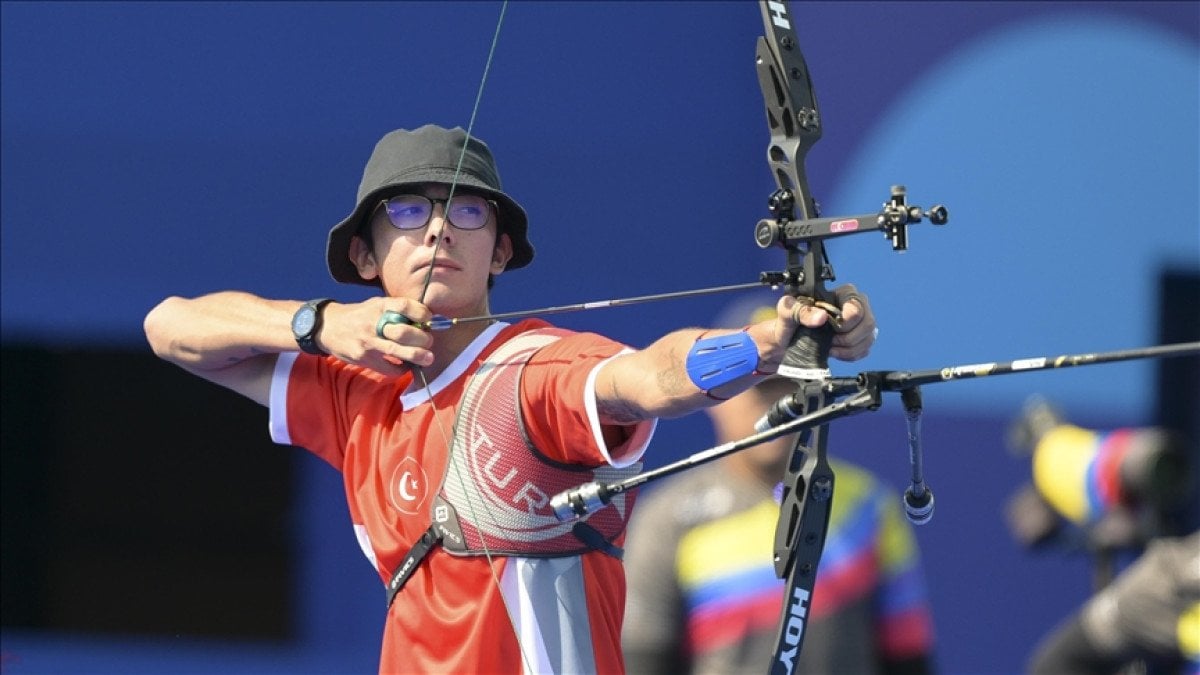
[491,232,514,274]
[349,234,380,281]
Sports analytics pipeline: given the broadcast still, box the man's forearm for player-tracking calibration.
[144,291,301,372]
[596,327,775,423]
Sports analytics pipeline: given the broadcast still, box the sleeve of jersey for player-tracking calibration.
[267,351,385,471]
[520,332,656,468]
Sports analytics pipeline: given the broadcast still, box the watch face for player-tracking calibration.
[293,308,316,335]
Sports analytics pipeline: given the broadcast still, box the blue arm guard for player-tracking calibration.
[686,330,759,391]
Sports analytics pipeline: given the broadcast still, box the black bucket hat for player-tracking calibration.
[326,125,534,286]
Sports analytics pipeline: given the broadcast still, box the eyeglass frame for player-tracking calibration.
[376,193,499,232]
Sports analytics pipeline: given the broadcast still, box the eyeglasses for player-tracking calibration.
[380,194,496,231]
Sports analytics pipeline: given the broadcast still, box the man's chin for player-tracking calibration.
[416,286,482,318]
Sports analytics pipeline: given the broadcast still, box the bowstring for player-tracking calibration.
[408,2,536,672]
[416,0,508,307]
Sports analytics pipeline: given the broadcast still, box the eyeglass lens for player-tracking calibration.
[384,195,492,231]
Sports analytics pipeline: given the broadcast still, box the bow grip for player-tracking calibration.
[777,306,833,381]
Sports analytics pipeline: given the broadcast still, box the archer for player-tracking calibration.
[142,123,879,673]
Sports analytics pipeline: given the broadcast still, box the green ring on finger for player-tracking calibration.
[375,310,414,339]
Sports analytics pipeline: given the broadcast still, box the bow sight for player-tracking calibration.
[754,184,949,257]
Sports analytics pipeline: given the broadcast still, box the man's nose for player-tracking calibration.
[425,206,452,245]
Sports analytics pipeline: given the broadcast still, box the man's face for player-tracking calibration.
[353,183,513,315]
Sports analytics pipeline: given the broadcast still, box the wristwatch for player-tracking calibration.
[291,298,333,355]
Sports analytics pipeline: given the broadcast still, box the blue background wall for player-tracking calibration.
[2,1,1197,673]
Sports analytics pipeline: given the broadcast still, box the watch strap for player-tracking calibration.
[294,297,333,355]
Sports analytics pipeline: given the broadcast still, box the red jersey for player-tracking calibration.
[268,319,656,674]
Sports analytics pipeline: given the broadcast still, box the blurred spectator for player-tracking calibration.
[1028,530,1200,675]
